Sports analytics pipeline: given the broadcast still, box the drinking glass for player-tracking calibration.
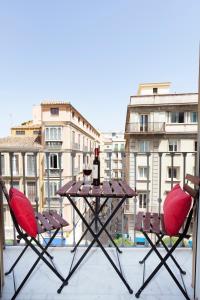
[83,163,92,184]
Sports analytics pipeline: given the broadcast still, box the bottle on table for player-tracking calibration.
[92,147,100,186]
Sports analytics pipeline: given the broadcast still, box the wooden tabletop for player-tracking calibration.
[56,180,136,198]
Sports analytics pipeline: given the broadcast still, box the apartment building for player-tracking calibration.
[100,132,125,181]
[0,101,100,241]
[125,83,198,239]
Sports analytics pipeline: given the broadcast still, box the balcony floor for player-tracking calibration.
[2,246,193,300]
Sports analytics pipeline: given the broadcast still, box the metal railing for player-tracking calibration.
[126,122,165,133]
[0,149,196,248]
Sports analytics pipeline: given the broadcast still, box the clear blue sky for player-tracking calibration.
[0,0,199,137]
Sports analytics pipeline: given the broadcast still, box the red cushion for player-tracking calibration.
[163,184,180,211]
[9,188,37,238]
[163,184,192,236]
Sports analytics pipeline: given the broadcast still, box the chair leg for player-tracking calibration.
[33,236,54,260]
[139,235,163,264]
[11,230,64,300]
[5,235,54,276]
[158,234,186,275]
[5,243,30,275]
[135,233,190,300]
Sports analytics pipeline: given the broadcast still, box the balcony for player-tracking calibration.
[45,141,63,149]
[0,149,198,299]
[45,168,63,177]
[72,143,80,151]
[126,122,165,134]
[83,146,89,152]
[2,246,193,300]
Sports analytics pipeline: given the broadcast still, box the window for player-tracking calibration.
[114,163,118,169]
[114,144,118,151]
[190,112,197,123]
[45,181,60,197]
[27,154,35,176]
[140,114,149,132]
[50,154,59,169]
[33,130,41,135]
[139,193,147,209]
[120,144,125,151]
[72,131,75,144]
[78,134,81,147]
[114,171,118,178]
[12,155,19,175]
[168,167,179,179]
[72,111,75,118]
[0,155,5,175]
[27,182,36,202]
[16,130,25,135]
[78,117,80,123]
[170,112,184,123]
[138,166,148,178]
[168,140,178,152]
[153,87,158,94]
[78,155,80,171]
[139,141,150,152]
[195,141,197,152]
[45,127,61,141]
[50,107,59,115]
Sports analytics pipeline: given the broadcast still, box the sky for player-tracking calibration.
[0,0,200,137]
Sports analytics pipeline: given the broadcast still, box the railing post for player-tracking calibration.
[133,196,137,247]
[34,152,39,213]
[22,152,26,195]
[170,152,175,190]
[109,151,112,180]
[183,152,187,186]
[46,152,51,211]
[121,151,126,180]
[9,152,13,188]
[71,151,76,246]
[0,152,5,251]
[158,152,163,215]
[9,152,16,245]
[58,152,64,244]
[146,152,150,212]
[134,152,137,191]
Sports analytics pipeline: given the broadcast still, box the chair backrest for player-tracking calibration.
[0,176,24,236]
[182,174,199,236]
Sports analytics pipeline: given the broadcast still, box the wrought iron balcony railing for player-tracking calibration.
[0,149,196,248]
[126,122,165,133]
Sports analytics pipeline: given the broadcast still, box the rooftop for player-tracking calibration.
[3,246,193,300]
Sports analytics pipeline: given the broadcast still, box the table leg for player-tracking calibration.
[58,196,132,294]
[71,197,109,253]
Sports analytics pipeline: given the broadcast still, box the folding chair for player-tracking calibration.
[134,174,198,300]
[0,177,70,300]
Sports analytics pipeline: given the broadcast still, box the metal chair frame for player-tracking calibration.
[0,177,69,300]
[135,175,198,300]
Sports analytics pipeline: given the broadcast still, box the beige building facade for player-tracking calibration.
[100,132,125,181]
[0,101,100,242]
[125,83,198,239]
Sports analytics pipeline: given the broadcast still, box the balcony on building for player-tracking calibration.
[72,142,80,151]
[125,122,165,134]
[83,145,89,152]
